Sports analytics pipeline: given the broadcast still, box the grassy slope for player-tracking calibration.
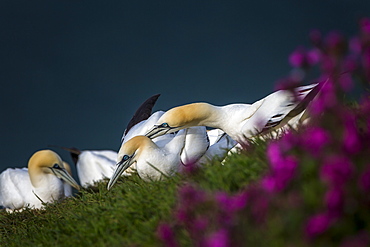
[0,141,267,246]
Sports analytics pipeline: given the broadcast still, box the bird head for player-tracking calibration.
[107,136,148,190]
[145,103,211,139]
[28,149,80,190]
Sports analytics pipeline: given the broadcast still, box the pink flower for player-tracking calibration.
[309,79,337,114]
[230,191,248,210]
[326,31,344,48]
[320,156,353,186]
[261,175,279,192]
[157,223,178,247]
[216,192,231,207]
[325,31,346,56]
[289,47,306,68]
[175,208,190,222]
[302,127,330,156]
[305,213,331,238]
[343,55,358,73]
[267,142,284,166]
[193,217,209,232]
[359,167,370,192]
[262,155,297,192]
[349,37,362,54]
[320,55,336,73]
[178,184,205,206]
[279,131,299,151]
[206,229,229,247]
[216,191,248,212]
[265,139,298,192]
[175,185,206,223]
[276,155,296,174]
[324,187,344,215]
[360,17,370,34]
[262,173,289,192]
[273,155,297,173]
[307,48,321,64]
[342,114,361,154]
[288,47,320,68]
[246,186,269,223]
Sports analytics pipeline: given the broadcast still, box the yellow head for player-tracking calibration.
[28,150,64,173]
[28,149,80,190]
[108,136,153,190]
[146,103,213,139]
[117,136,150,162]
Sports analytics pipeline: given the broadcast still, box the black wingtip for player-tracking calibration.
[287,82,323,118]
[259,82,324,135]
[123,94,161,137]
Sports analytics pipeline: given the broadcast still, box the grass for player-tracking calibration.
[0,141,268,246]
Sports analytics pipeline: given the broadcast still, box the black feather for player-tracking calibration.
[124,94,161,136]
[286,82,322,118]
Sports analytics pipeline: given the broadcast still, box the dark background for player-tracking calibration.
[1,1,369,182]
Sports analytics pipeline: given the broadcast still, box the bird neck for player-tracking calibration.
[194,103,230,131]
[126,136,160,160]
[182,103,225,129]
[31,173,65,202]
[28,168,61,189]
[28,167,45,188]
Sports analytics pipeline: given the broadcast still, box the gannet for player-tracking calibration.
[46,95,162,187]
[107,127,209,190]
[145,83,321,147]
[118,94,178,174]
[74,149,117,187]
[0,150,80,212]
[55,146,118,188]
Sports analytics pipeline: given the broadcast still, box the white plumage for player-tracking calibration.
[145,83,321,147]
[198,129,238,165]
[75,150,117,187]
[108,126,210,190]
[0,150,80,212]
[57,147,118,188]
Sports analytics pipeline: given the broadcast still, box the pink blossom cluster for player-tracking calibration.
[262,142,298,192]
[278,17,370,93]
[158,18,370,246]
[261,81,370,241]
[265,17,370,244]
[157,184,249,247]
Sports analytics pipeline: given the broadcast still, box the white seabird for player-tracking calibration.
[0,150,80,212]
[107,126,209,190]
[145,83,321,147]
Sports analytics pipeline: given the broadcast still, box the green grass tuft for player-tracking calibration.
[0,144,267,246]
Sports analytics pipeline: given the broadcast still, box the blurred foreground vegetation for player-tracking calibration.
[0,147,267,246]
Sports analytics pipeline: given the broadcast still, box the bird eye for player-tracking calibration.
[161,123,169,128]
[53,164,60,168]
[123,155,129,161]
